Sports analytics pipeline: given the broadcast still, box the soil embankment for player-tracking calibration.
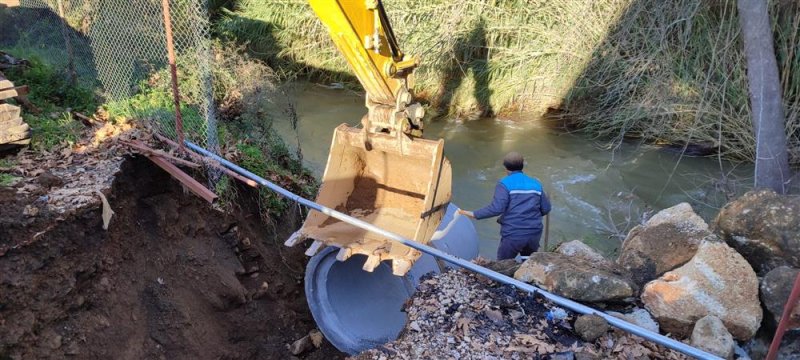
[0,156,343,359]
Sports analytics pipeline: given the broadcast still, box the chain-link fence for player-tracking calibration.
[0,0,217,150]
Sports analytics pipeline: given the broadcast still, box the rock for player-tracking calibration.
[252,281,269,300]
[40,329,62,350]
[289,335,314,355]
[409,321,422,332]
[760,266,800,329]
[574,315,608,342]
[641,239,762,340]
[485,259,520,277]
[483,308,504,324]
[554,240,611,266]
[713,189,800,274]
[546,351,576,360]
[22,205,38,217]
[574,352,599,360]
[309,329,323,348]
[617,203,710,286]
[607,308,660,334]
[36,171,63,189]
[514,252,636,303]
[690,315,734,359]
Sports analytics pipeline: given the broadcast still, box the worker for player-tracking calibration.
[457,152,551,260]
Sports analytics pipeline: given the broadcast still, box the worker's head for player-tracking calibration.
[503,152,524,172]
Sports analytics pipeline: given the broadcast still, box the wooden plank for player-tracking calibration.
[0,89,17,101]
[147,155,217,204]
[0,0,21,7]
[122,140,200,168]
[0,117,24,127]
[0,85,29,96]
[0,104,21,122]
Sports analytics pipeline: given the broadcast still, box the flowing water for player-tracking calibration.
[274,83,753,258]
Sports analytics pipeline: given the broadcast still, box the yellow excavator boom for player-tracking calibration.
[285,0,452,276]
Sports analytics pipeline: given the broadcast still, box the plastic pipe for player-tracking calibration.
[185,140,723,360]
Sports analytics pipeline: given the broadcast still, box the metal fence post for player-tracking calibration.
[160,0,184,149]
[766,272,800,360]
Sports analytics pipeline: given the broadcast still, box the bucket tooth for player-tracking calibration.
[305,240,325,257]
[391,259,412,276]
[284,231,306,247]
[362,255,381,272]
[336,247,353,262]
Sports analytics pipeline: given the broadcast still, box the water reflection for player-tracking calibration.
[273,83,752,258]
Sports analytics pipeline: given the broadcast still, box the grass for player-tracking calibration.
[0,173,21,187]
[2,56,98,150]
[217,0,800,165]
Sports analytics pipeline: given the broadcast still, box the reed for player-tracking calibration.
[217,0,800,164]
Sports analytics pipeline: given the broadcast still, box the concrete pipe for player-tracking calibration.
[304,204,479,354]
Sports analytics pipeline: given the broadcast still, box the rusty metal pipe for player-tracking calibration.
[766,271,800,360]
[161,0,184,149]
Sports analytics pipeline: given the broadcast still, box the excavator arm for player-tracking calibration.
[286,0,452,276]
[309,0,424,137]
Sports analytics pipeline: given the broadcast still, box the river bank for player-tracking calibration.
[354,192,800,360]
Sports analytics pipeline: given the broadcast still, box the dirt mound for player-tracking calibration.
[0,156,343,359]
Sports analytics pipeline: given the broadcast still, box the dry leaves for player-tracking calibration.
[354,269,690,360]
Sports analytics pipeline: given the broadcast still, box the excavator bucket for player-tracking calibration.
[292,124,451,276]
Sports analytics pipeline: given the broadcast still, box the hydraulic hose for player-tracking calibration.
[184,140,722,360]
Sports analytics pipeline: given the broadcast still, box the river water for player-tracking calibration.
[273,83,753,258]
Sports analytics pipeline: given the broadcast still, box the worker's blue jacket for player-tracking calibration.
[474,171,551,238]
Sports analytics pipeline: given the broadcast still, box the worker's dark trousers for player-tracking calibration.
[497,230,542,260]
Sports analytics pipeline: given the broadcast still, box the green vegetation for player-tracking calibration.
[99,42,317,219]
[217,0,800,165]
[2,57,98,150]
[0,173,21,187]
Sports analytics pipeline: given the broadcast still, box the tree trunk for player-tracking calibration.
[737,0,791,193]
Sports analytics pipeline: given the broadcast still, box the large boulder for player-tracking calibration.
[760,266,800,329]
[555,240,612,266]
[690,315,734,360]
[641,239,762,340]
[617,203,710,286]
[713,189,800,274]
[514,252,637,303]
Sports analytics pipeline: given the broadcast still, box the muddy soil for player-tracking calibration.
[0,156,344,359]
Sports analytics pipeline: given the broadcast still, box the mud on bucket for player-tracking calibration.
[296,124,452,275]
[304,205,479,355]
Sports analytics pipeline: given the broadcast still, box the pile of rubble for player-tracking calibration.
[355,269,687,360]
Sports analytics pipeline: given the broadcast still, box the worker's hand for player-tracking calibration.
[457,209,475,218]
